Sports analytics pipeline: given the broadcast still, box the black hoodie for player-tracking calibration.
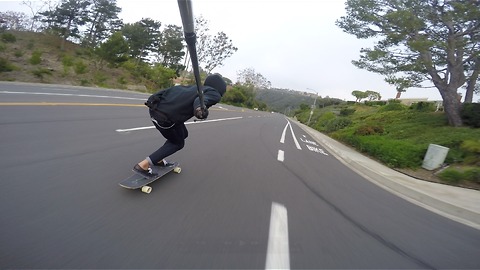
[146,85,222,123]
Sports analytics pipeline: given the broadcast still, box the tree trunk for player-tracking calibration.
[395,91,402,99]
[465,58,479,104]
[439,86,464,127]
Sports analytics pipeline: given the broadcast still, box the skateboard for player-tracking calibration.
[119,162,181,194]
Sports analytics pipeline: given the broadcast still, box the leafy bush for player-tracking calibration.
[340,108,356,116]
[410,102,436,112]
[30,50,42,65]
[438,167,480,185]
[379,102,406,112]
[460,139,480,165]
[464,167,480,184]
[325,117,352,132]
[74,60,88,74]
[355,124,384,136]
[31,68,52,79]
[62,55,74,67]
[0,57,15,72]
[461,103,480,128]
[14,49,23,57]
[438,168,463,184]
[1,33,16,43]
[313,112,336,130]
[364,100,387,106]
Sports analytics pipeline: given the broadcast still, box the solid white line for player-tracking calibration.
[115,117,243,133]
[115,126,155,132]
[280,122,289,144]
[266,202,290,270]
[277,150,285,162]
[187,116,243,124]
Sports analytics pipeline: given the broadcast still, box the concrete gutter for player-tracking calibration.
[293,120,480,230]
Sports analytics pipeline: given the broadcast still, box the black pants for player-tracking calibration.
[148,111,188,164]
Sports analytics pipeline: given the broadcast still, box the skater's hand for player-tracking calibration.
[194,107,209,119]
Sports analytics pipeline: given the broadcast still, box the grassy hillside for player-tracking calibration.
[0,30,161,91]
[295,102,480,190]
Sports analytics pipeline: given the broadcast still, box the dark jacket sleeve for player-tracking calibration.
[193,86,222,109]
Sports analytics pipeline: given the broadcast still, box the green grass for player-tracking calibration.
[298,104,480,171]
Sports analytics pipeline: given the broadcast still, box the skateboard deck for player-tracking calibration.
[119,162,181,194]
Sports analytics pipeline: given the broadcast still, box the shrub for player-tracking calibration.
[62,55,74,67]
[438,168,463,184]
[410,102,436,112]
[364,100,387,106]
[30,50,42,65]
[325,117,352,132]
[14,49,23,57]
[340,108,356,116]
[355,125,384,136]
[93,72,107,86]
[464,167,480,184]
[313,112,336,130]
[461,103,480,128]
[1,33,16,43]
[380,102,406,112]
[74,60,88,74]
[0,57,15,72]
[460,139,480,165]
[31,68,52,79]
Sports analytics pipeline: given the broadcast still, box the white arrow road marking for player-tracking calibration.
[266,202,290,270]
[280,119,302,150]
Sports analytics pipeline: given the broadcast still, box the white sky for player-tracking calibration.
[1,0,479,101]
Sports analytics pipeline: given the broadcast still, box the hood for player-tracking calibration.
[204,74,227,96]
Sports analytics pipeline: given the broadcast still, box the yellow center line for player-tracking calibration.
[0,102,144,107]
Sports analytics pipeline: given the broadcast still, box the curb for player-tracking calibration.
[292,119,480,230]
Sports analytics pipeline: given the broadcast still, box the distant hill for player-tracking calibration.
[255,88,345,113]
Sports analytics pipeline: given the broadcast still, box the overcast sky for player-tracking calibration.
[1,0,479,102]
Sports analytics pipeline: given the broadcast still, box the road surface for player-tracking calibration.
[1,82,479,269]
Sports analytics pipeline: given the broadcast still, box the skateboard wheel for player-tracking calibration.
[141,186,152,194]
[173,167,181,174]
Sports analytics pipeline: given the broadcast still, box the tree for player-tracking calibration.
[157,24,185,73]
[352,90,369,102]
[0,11,29,31]
[236,68,271,89]
[83,0,122,47]
[366,90,381,101]
[39,0,91,50]
[194,15,237,73]
[203,31,238,73]
[336,0,480,126]
[94,31,129,68]
[122,18,161,64]
[21,0,49,31]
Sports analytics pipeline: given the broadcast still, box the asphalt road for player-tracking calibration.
[1,82,479,269]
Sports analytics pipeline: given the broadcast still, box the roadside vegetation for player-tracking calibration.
[294,100,480,189]
[1,30,478,190]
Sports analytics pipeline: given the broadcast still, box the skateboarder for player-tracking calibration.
[133,74,227,177]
